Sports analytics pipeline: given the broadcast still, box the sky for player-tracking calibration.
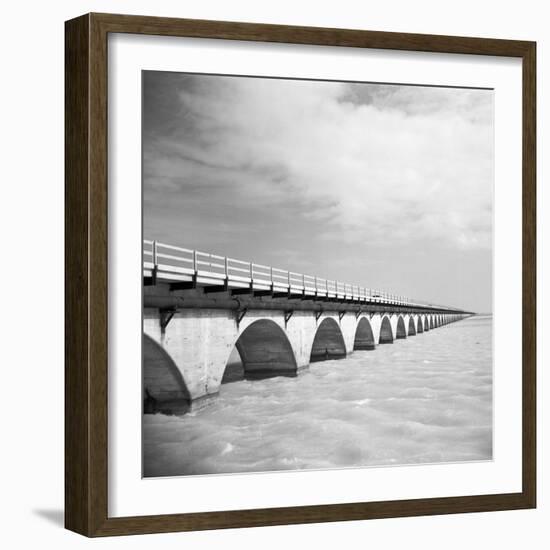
[143,72,494,313]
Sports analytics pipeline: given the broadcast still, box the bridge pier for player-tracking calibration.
[143,289,470,415]
[143,308,238,412]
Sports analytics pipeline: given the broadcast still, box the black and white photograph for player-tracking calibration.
[141,71,493,478]
[1,0,542,544]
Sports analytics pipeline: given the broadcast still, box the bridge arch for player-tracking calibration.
[228,319,298,379]
[417,316,424,333]
[310,317,347,362]
[354,317,376,350]
[430,316,434,329]
[379,316,394,344]
[396,316,407,339]
[424,315,430,331]
[143,334,191,415]
[408,316,416,336]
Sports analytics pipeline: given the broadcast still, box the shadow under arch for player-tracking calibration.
[379,316,394,344]
[424,315,430,331]
[417,316,424,333]
[354,317,376,350]
[143,333,191,415]
[430,317,434,329]
[223,319,298,382]
[310,317,347,362]
[396,316,407,339]
[408,316,417,336]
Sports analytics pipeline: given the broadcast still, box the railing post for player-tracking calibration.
[151,240,158,285]
[224,257,229,278]
[192,250,197,272]
[152,240,157,267]
[302,273,305,288]
[250,262,253,281]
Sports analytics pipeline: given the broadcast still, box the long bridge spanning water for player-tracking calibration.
[143,240,472,414]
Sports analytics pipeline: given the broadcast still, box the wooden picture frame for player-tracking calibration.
[65,12,536,537]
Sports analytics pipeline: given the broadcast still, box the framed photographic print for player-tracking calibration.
[65,13,536,536]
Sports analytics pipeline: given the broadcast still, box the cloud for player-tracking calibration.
[144,74,493,252]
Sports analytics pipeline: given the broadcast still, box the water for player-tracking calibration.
[143,315,492,477]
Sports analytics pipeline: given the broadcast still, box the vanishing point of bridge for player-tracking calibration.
[143,240,472,414]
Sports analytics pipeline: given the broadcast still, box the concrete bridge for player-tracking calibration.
[142,240,472,414]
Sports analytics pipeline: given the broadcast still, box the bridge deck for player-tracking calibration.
[143,239,461,312]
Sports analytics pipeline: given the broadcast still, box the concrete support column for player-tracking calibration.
[283,310,318,371]
[144,308,238,411]
[340,313,359,355]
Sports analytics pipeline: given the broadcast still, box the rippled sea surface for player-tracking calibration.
[143,315,492,477]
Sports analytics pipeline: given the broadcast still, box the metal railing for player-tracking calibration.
[143,239,462,312]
